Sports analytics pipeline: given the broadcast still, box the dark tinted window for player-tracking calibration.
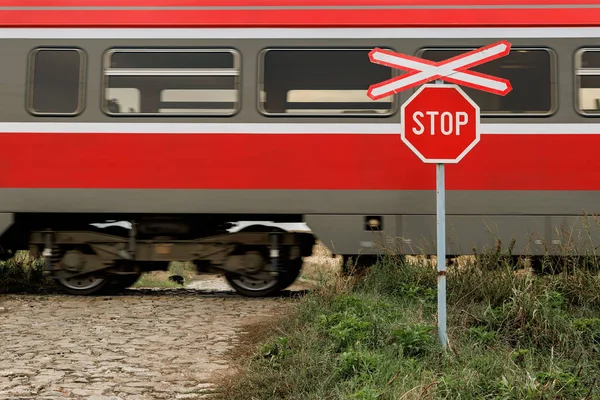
[103,49,240,116]
[259,48,396,116]
[28,48,85,115]
[580,51,600,69]
[575,49,600,115]
[110,51,234,69]
[418,48,554,115]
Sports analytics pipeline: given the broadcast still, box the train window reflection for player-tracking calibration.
[417,47,556,116]
[27,48,86,116]
[259,48,397,116]
[575,48,600,115]
[102,49,240,116]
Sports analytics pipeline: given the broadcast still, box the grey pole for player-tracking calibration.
[434,79,447,349]
[436,162,447,348]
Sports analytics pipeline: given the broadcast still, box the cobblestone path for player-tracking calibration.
[0,284,292,400]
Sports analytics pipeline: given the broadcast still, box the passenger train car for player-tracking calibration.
[0,0,599,295]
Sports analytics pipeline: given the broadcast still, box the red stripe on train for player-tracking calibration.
[2,133,598,190]
[0,0,593,6]
[0,8,599,27]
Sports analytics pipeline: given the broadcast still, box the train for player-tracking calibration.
[0,0,599,296]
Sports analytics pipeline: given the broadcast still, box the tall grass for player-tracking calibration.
[132,261,198,288]
[216,247,600,399]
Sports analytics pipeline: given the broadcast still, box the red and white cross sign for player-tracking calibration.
[366,40,513,163]
[366,40,513,100]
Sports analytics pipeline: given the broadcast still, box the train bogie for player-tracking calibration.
[24,217,315,296]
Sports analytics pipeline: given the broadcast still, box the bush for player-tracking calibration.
[0,252,53,293]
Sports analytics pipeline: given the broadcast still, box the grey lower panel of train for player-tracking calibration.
[0,189,596,215]
[306,214,600,256]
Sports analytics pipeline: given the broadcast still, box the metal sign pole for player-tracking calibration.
[435,79,447,349]
[436,162,447,349]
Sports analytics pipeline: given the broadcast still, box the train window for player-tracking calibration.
[575,48,600,115]
[259,48,397,116]
[416,47,556,116]
[27,48,86,116]
[102,49,240,116]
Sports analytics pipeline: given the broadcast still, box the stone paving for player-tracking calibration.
[0,281,291,400]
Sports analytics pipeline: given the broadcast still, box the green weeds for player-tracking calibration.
[217,253,600,399]
[0,251,52,293]
[132,261,197,288]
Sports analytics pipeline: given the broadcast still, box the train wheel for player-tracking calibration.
[53,273,111,296]
[224,258,303,297]
[225,274,280,297]
[224,224,302,297]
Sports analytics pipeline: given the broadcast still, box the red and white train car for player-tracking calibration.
[0,0,599,295]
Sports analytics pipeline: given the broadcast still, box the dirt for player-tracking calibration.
[0,280,307,400]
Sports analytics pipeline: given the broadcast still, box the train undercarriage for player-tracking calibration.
[5,214,316,296]
[3,210,597,296]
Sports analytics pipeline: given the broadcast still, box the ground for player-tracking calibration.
[0,242,338,400]
[0,288,293,399]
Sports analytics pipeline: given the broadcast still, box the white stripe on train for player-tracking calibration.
[0,122,598,134]
[1,27,600,39]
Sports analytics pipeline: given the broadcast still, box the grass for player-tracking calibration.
[214,250,600,400]
[298,241,343,284]
[132,261,198,288]
[0,250,53,293]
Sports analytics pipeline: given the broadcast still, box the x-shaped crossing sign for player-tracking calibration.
[367,40,513,100]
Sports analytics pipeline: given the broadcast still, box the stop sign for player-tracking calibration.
[401,84,480,164]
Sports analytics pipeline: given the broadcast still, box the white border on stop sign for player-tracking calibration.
[400,83,481,164]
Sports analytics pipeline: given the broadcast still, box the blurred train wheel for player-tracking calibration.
[224,258,303,297]
[224,224,304,297]
[225,274,280,297]
[54,273,111,296]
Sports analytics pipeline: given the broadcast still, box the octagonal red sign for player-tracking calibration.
[401,84,480,164]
